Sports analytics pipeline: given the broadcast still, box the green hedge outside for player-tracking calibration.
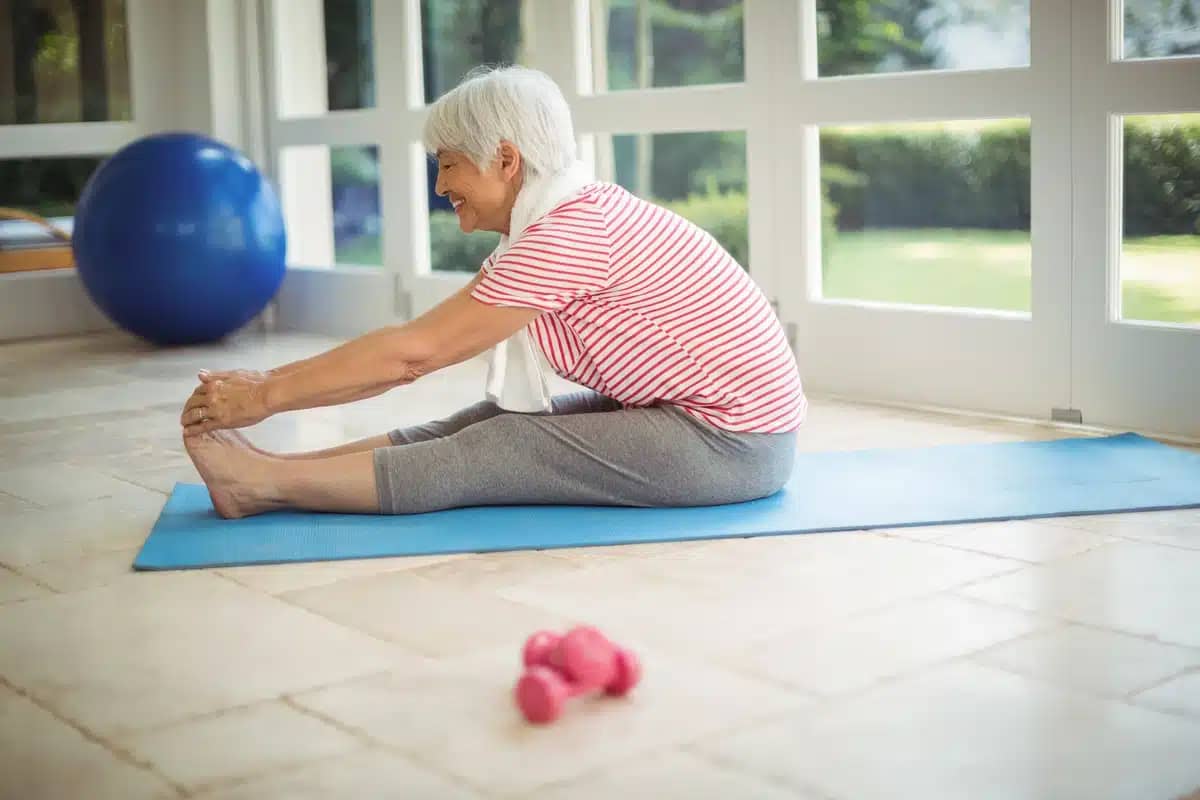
[821,118,1200,236]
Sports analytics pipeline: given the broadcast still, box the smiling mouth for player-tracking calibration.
[451,198,464,211]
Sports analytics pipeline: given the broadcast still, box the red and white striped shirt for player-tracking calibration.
[471,182,806,433]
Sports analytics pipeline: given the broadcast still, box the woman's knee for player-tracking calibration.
[710,437,795,504]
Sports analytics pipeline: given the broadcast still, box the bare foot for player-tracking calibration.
[226,428,315,461]
[225,428,277,459]
[183,430,288,519]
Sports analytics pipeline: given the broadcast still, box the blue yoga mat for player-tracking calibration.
[133,433,1200,570]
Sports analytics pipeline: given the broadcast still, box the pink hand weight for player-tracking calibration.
[515,626,642,723]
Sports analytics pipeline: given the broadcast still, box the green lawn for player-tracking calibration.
[335,227,1199,326]
[824,228,1200,325]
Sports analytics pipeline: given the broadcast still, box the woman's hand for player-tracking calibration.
[180,370,273,436]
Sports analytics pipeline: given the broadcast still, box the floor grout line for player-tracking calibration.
[1127,664,1200,699]
[0,673,188,797]
[685,741,844,800]
[281,695,505,799]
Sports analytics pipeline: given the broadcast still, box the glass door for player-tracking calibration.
[772,1,1074,421]
[1070,0,1200,439]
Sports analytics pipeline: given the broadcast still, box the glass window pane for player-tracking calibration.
[280,145,381,268]
[1123,0,1200,60]
[1121,113,1200,326]
[598,130,748,268]
[591,0,744,92]
[0,155,103,271]
[273,0,375,117]
[419,0,526,271]
[421,0,529,105]
[0,0,131,124]
[815,0,1029,78]
[819,119,1031,312]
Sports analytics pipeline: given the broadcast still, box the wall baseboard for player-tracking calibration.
[0,266,402,344]
[271,267,400,338]
[0,270,114,341]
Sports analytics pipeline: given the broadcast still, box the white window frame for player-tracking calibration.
[256,0,1198,438]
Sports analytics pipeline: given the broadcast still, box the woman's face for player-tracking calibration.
[434,142,523,235]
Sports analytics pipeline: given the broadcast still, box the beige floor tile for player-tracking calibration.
[534,750,812,800]
[695,661,1200,800]
[14,548,142,593]
[0,463,163,507]
[0,684,175,800]
[1052,509,1200,550]
[117,701,361,793]
[0,423,178,471]
[0,490,35,513]
[961,541,1200,647]
[546,539,710,565]
[0,572,426,736]
[69,445,194,477]
[0,379,186,424]
[217,554,469,595]
[0,495,160,566]
[724,593,1053,696]
[921,519,1116,562]
[877,521,975,541]
[1134,672,1200,719]
[501,534,1019,658]
[0,563,52,605]
[113,462,203,494]
[192,748,482,800]
[0,364,133,397]
[281,570,571,657]
[975,624,1200,698]
[407,550,584,591]
[293,646,807,796]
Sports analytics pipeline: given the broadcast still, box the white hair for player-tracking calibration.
[422,65,577,178]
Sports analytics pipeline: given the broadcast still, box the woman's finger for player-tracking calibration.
[183,422,208,437]
[181,395,208,421]
[183,412,218,436]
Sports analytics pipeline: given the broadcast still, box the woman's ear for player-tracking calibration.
[498,140,522,181]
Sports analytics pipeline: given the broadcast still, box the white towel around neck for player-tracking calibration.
[482,160,595,413]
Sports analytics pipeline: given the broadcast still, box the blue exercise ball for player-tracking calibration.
[72,132,287,346]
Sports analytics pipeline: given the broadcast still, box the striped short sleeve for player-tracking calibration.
[471,200,611,312]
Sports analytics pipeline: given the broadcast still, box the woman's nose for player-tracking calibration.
[434,170,447,197]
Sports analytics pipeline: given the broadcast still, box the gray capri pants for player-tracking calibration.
[371,391,796,514]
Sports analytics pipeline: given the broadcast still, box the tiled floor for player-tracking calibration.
[1,329,1198,800]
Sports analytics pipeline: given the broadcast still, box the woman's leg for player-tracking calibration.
[228,430,394,461]
[373,403,796,515]
[234,392,619,460]
[182,392,630,518]
[183,431,381,517]
[183,400,793,519]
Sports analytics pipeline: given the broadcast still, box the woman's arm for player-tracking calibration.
[262,274,537,414]
[265,269,488,379]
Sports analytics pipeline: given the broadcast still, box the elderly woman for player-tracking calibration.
[181,66,805,519]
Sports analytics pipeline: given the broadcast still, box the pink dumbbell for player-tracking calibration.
[514,626,641,723]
